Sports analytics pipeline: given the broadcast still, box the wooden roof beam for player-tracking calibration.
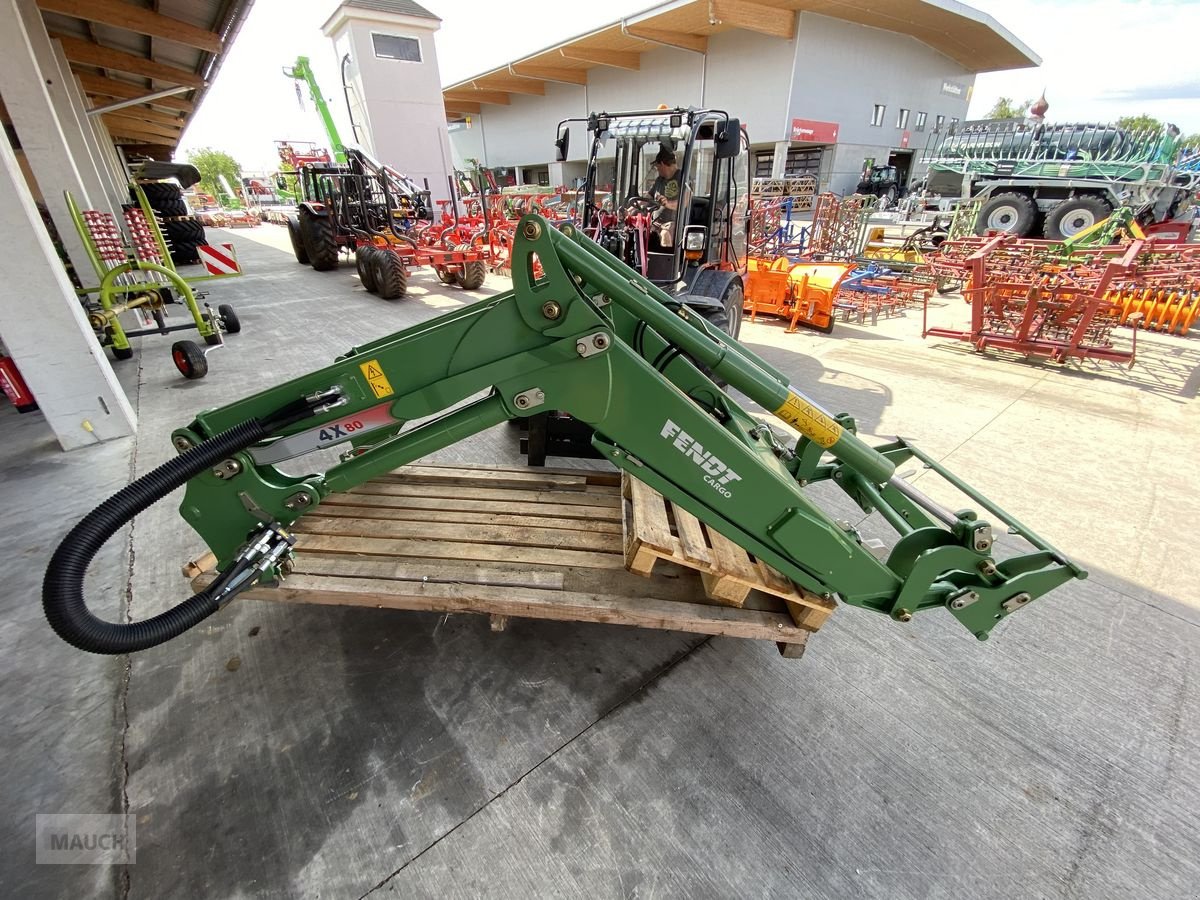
[559,47,640,70]
[74,71,195,111]
[38,0,223,53]
[443,89,510,106]
[55,34,206,88]
[102,118,182,143]
[473,76,544,96]
[443,100,481,115]
[508,63,588,85]
[621,24,708,53]
[102,112,183,137]
[708,0,796,40]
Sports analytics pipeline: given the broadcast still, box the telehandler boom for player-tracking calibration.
[44,215,1084,655]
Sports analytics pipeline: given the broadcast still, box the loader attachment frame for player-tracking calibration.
[44,215,1084,655]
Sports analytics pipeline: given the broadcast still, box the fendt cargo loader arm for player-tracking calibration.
[44,216,1085,655]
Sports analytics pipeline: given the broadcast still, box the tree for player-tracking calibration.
[1116,114,1163,133]
[187,147,243,200]
[986,97,1034,119]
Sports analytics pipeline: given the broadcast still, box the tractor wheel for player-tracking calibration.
[692,278,744,340]
[373,250,408,300]
[1043,196,1113,241]
[300,210,339,271]
[171,340,208,379]
[218,303,241,333]
[976,192,1038,236]
[135,182,186,216]
[170,239,204,266]
[287,218,309,264]
[356,247,379,292]
[457,256,487,291]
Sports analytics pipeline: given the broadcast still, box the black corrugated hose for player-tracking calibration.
[42,419,271,655]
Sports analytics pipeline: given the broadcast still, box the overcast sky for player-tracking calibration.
[178,0,1200,172]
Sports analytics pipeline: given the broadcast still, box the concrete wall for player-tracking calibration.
[789,13,974,193]
[327,11,455,201]
[449,12,976,196]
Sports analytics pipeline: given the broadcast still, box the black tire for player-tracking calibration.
[164,217,205,244]
[112,345,134,361]
[170,239,203,265]
[691,278,744,340]
[1043,196,1113,241]
[218,303,240,333]
[458,258,486,291]
[373,251,408,300]
[287,218,309,265]
[356,247,378,292]
[435,265,456,285]
[300,210,339,271]
[976,192,1038,236]
[171,340,208,379]
[135,182,185,216]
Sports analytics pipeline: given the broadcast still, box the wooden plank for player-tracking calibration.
[322,490,621,523]
[290,555,564,591]
[628,476,674,553]
[671,504,713,569]
[347,481,618,508]
[701,570,751,607]
[293,534,623,571]
[199,573,810,645]
[313,502,624,535]
[39,0,223,53]
[705,526,761,583]
[507,63,589,85]
[74,72,195,111]
[294,515,624,554]
[54,34,206,88]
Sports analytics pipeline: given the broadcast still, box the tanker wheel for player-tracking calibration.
[976,192,1037,236]
[300,211,339,271]
[356,246,379,293]
[1043,196,1113,241]
[373,251,408,300]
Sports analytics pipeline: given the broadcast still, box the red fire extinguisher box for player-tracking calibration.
[0,356,38,413]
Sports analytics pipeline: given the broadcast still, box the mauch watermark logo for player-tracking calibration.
[36,814,136,865]
[660,420,743,497]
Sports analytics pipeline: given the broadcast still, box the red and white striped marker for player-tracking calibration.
[197,243,240,275]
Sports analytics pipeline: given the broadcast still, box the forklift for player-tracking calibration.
[522,107,750,464]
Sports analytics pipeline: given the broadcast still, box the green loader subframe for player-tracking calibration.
[43,215,1086,655]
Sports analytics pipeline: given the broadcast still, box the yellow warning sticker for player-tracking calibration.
[358,359,394,399]
[774,393,842,448]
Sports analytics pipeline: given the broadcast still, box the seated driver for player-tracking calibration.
[648,146,688,248]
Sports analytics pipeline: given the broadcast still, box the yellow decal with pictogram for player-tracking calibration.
[774,393,842,448]
[359,359,394,399]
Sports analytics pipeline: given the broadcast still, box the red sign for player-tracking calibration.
[901,131,911,148]
[790,118,839,144]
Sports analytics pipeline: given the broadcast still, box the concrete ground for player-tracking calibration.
[3,226,1197,899]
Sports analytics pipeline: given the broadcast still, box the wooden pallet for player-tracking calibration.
[188,464,814,657]
[621,474,836,632]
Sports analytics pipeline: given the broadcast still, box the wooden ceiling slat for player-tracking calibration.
[54,33,206,88]
[38,0,222,54]
[559,47,641,70]
[444,89,510,106]
[507,64,589,85]
[74,71,195,112]
[621,25,708,53]
[709,0,796,40]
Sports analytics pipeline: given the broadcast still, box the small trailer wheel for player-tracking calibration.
[171,340,208,379]
[218,303,241,333]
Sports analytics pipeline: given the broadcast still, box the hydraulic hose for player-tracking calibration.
[43,419,270,655]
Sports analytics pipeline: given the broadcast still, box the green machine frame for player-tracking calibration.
[45,215,1085,655]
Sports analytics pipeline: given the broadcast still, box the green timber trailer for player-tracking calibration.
[919,119,1198,240]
